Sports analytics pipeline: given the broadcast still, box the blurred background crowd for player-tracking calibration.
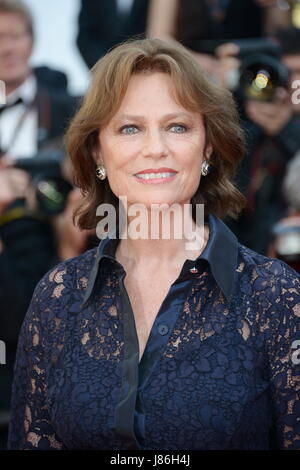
[1,0,300,449]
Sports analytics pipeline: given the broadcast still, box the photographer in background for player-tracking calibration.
[0,0,77,444]
[0,0,76,163]
[268,151,300,272]
[147,0,293,83]
[0,0,77,332]
[224,27,300,254]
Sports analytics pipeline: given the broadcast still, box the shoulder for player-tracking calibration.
[235,243,300,312]
[15,248,100,357]
[29,246,98,314]
[237,243,300,281]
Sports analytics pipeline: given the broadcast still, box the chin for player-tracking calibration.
[3,71,24,83]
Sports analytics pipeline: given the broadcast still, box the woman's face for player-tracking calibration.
[97,72,212,208]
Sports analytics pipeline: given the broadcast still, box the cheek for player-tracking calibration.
[18,40,32,60]
[102,139,140,170]
[101,150,133,179]
[174,139,205,168]
[168,130,206,150]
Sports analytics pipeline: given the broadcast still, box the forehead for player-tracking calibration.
[0,12,28,31]
[113,72,199,116]
[122,72,178,102]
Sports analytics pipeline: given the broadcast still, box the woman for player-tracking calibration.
[8,38,300,450]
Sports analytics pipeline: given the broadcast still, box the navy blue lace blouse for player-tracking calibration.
[7,214,300,450]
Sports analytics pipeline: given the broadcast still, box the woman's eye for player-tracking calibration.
[169,124,187,133]
[120,125,138,134]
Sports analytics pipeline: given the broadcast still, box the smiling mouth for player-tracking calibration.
[135,171,177,180]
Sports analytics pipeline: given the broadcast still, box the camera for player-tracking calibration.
[14,150,73,216]
[236,39,289,101]
[184,37,290,102]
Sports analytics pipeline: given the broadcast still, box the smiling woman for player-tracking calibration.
[66,37,246,230]
[7,38,300,450]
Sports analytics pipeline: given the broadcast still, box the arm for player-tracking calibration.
[266,261,300,449]
[275,116,300,159]
[52,188,95,261]
[244,89,294,139]
[245,99,300,159]
[146,0,179,39]
[77,0,115,69]
[7,270,67,449]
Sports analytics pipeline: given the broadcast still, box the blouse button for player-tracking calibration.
[158,324,169,335]
[189,266,198,274]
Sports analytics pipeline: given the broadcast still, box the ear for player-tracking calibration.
[92,133,103,165]
[92,148,103,165]
[205,143,213,161]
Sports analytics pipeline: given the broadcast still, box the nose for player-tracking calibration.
[142,127,168,159]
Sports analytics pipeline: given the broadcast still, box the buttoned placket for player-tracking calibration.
[113,256,209,450]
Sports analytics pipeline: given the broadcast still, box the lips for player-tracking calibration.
[135,172,176,180]
[134,171,178,185]
[134,167,177,175]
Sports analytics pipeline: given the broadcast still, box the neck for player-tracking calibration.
[116,203,209,267]
[5,70,31,96]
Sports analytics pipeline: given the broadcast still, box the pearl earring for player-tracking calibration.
[201,160,211,176]
[96,164,107,180]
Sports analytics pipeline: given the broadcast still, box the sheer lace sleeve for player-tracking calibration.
[7,266,69,450]
[265,261,300,449]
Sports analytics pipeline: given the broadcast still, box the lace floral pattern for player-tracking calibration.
[7,240,300,450]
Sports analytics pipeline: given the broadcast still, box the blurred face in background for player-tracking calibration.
[0,12,33,93]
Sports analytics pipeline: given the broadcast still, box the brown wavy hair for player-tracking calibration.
[65,37,246,230]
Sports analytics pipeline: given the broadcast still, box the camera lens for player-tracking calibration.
[239,53,289,101]
[35,177,73,215]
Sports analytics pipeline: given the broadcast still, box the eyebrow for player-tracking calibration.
[114,112,194,121]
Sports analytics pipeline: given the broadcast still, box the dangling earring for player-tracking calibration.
[201,160,211,176]
[96,164,107,180]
